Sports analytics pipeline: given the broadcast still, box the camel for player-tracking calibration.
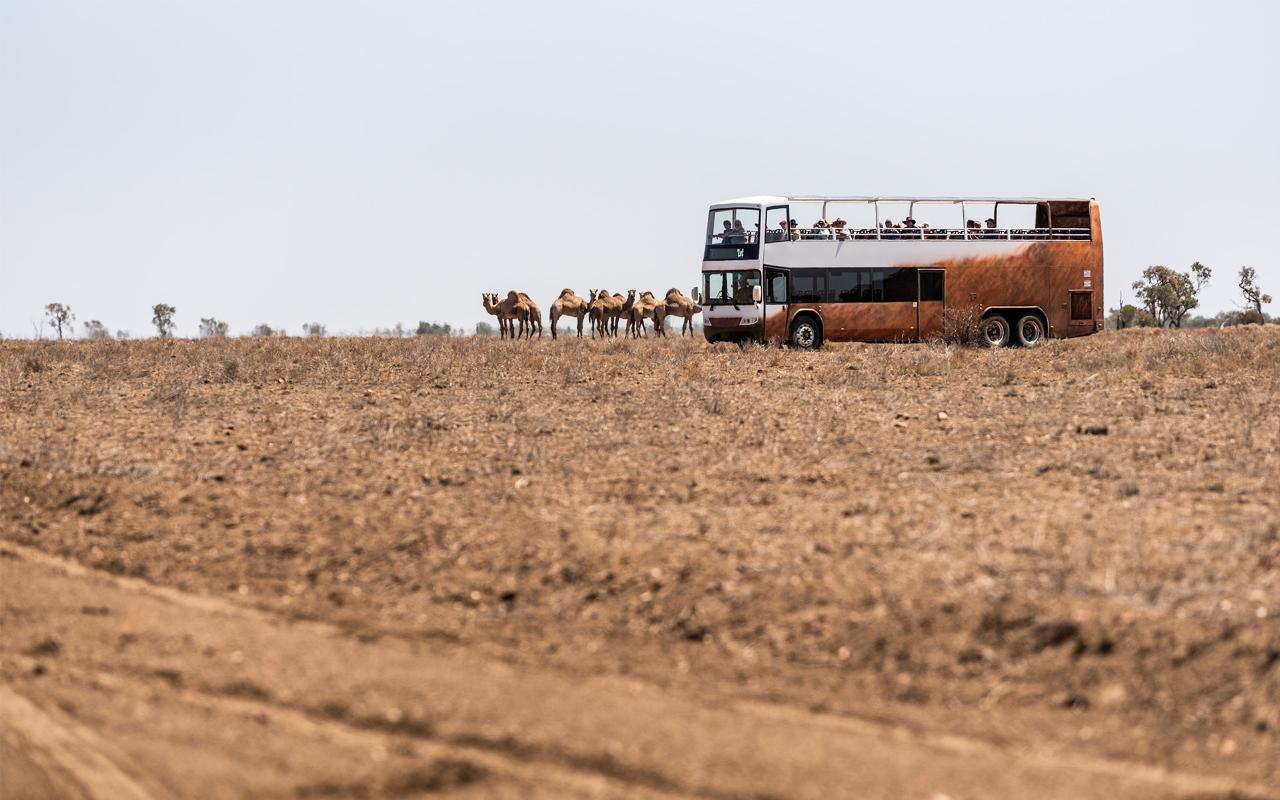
[489,291,540,339]
[661,288,702,336]
[587,289,612,339]
[482,293,508,338]
[483,292,519,339]
[511,291,543,339]
[588,289,623,339]
[626,291,662,338]
[609,292,629,337]
[549,288,588,339]
[489,292,524,339]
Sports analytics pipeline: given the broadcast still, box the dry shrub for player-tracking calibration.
[941,304,984,345]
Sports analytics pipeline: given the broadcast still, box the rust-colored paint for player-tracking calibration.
[919,300,944,338]
[791,302,919,342]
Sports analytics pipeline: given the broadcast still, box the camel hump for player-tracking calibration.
[666,288,681,298]
[559,288,574,298]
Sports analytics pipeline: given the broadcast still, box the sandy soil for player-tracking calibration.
[2,327,1278,798]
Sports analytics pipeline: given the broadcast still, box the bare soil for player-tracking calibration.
[2,327,1278,798]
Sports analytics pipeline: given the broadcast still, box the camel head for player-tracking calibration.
[588,289,598,302]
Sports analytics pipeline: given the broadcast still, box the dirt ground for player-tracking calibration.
[2,327,1278,799]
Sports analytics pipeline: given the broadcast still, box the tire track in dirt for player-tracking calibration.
[0,686,156,800]
[3,540,1277,800]
[5,661,688,800]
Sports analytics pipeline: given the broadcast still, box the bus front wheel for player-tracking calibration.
[790,316,822,350]
[1015,314,1045,347]
[981,315,1011,347]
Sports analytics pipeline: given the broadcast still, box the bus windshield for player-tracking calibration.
[703,270,760,305]
[706,208,760,247]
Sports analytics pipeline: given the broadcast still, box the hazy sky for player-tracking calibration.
[3,0,1277,337]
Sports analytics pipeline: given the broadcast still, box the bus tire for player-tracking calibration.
[1015,314,1045,348]
[981,314,1011,347]
[790,315,822,350]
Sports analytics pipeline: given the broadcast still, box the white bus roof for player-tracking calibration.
[711,196,1094,207]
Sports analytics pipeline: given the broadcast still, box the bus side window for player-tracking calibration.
[765,206,790,244]
[920,271,945,302]
[792,271,824,303]
[827,270,857,302]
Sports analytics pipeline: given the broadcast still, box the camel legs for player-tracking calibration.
[549,310,559,340]
[576,312,584,338]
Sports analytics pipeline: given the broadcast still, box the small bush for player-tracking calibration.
[941,304,983,345]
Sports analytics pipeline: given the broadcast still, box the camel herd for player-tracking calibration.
[481,289,702,340]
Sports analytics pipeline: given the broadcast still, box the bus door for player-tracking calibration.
[764,267,790,341]
[918,269,945,339]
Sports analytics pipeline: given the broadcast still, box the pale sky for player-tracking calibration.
[2,0,1278,337]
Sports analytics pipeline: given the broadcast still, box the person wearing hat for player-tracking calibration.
[984,217,998,240]
[789,219,801,241]
[832,217,849,241]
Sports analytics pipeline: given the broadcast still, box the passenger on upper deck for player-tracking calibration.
[901,217,919,238]
[832,217,849,240]
[731,219,750,244]
[984,218,997,239]
[789,219,800,241]
[716,220,733,242]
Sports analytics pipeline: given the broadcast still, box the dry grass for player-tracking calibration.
[2,326,1279,784]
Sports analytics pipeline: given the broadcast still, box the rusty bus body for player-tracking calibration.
[697,196,1103,348]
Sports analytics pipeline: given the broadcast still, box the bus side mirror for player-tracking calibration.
[691,286,700,304]
[752,285,762,304]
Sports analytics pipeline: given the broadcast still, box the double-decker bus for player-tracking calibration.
[695,196,1103,348]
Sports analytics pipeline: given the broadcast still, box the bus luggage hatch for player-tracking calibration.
[918,269,945,340]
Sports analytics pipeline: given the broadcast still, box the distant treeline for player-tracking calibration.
[13,303,499,340]
[1108,264,1272,330]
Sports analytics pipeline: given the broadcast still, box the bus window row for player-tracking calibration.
[770,268,945,305]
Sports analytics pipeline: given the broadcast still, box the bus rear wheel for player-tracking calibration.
[790,316,822,350]
[981,315,1011,347]
[1015,314,1045,347]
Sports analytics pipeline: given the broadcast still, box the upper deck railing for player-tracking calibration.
[754,226,1092,244]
